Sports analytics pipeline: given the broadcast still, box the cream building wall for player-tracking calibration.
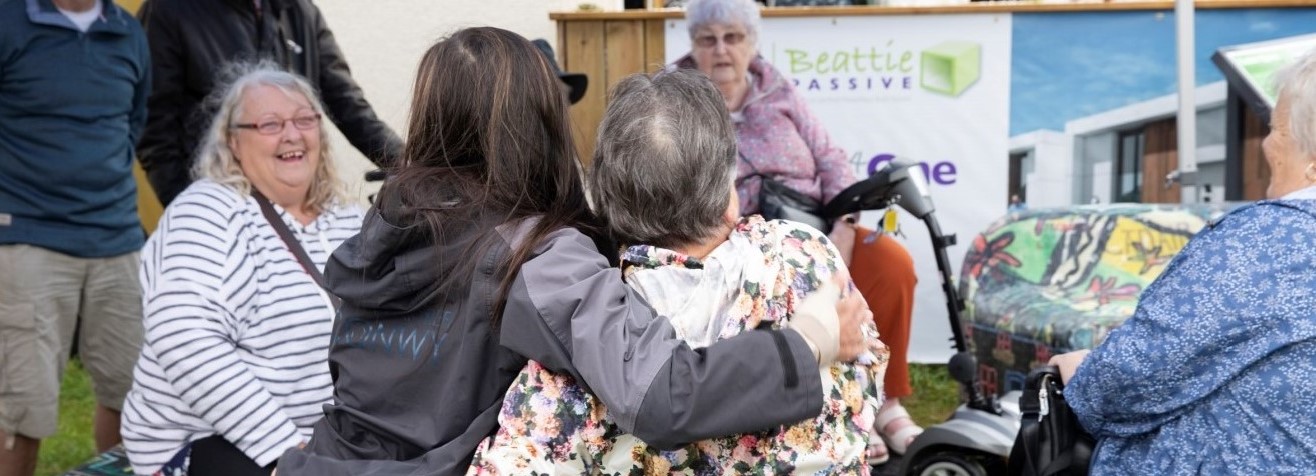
[314,0,588,202]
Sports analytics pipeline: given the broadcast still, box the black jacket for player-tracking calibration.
[136,0,403,206]
[277,207,824,475]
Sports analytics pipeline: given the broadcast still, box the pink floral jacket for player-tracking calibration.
[672,54,858,215]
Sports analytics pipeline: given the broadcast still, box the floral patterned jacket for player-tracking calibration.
[469,217,886,475]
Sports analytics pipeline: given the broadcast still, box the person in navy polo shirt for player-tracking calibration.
[0,0,149,474]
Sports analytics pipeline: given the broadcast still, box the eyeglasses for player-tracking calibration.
[231,113,321,135]
[693,31,747,49]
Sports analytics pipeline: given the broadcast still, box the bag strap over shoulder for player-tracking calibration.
[736,152,767,185]
[252,190,342,310]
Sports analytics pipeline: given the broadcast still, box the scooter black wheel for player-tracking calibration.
[912,452,990,476]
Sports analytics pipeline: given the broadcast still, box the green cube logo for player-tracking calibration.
[920,41,981,97]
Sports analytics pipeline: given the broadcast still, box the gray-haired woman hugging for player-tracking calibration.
[469,68,887,474]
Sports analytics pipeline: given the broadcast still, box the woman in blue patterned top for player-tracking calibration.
[1049,48,1316,475]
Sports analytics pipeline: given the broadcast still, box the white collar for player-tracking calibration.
[1282,184,1316,201]
[56,0,101,32]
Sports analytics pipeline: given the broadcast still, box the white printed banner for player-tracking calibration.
[667,14,1012,363]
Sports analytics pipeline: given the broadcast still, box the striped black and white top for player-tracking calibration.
[121,180,364,475]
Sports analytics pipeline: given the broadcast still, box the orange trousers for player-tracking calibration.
[850,228,916,398]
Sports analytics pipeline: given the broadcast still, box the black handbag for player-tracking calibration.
[738,153,831,233]
[1008,366,1095,476]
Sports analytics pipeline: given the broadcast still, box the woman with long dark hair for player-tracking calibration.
[277,27,868,475]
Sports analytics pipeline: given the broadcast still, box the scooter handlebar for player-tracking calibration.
[821,157,935,219]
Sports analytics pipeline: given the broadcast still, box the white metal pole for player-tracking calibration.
[1175,0,1197,202]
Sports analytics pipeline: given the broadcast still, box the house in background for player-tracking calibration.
[1009,80,1270,207]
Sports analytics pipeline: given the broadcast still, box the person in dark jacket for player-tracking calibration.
[136,0,403,206]
[276,27,868,475]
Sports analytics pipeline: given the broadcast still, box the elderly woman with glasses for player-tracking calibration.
[120,63,364,476]
[1047,48,1316,474]
[672,0,922,463]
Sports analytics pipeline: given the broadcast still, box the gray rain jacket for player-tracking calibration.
[277,208,825,475]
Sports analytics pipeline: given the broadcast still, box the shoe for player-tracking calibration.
[867,426,890,466]
[876,403,924,455]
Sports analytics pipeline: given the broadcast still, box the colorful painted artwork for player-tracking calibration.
[959,203,1240,395]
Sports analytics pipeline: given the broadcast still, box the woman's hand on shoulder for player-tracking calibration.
[835,288,870,362]
[790,267,871,366]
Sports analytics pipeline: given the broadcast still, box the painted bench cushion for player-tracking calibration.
[958,203,1239,396]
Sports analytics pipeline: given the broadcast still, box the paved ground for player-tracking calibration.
[873,455,904,475]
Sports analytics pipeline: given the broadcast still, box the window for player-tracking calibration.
[1008,150,1034,206]
[1114,130,1145,203]
[1008,151,1027,203]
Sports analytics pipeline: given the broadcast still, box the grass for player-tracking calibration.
[903,363,963,428]
[40,362,965,475]
[38,359,97,476]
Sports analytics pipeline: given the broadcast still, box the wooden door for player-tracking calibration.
[1141,118,1180,204]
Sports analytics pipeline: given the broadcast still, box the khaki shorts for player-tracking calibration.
[0,244,143,440]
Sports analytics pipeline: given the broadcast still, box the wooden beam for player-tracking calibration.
[550,0,1316,20]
